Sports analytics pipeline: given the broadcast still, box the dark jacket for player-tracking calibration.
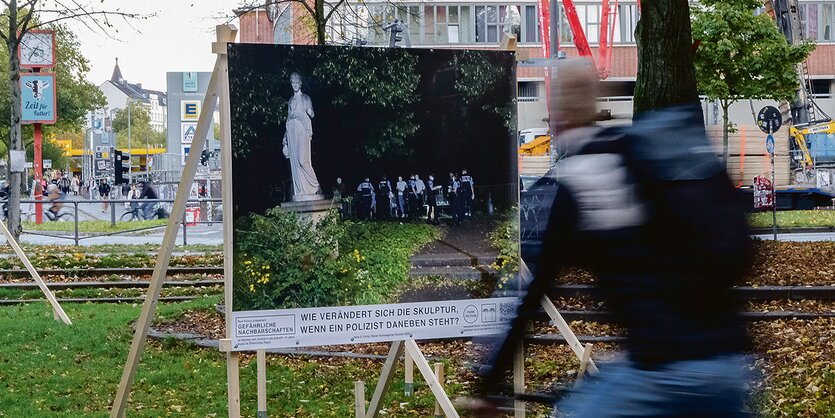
[139,184,158,200]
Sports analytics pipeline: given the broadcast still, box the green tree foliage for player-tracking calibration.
[112,101,165,149]
[692,0,814,166]
[25,137,68,170]
[111,101,150,133]
[230,46,419,160]
[453,50,517,133]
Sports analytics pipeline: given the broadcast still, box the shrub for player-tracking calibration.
[488,211,520,292]
[233,208,441,311]
[233,209,362,310]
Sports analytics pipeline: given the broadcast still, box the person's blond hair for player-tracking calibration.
[550,58,599,129]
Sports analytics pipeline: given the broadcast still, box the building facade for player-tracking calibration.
[236,1,835,130]
[90,58,168,134]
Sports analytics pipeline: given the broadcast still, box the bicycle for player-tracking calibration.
[44,207,75,222]
[120,202,168,221]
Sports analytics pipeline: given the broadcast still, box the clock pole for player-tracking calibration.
[33,66,42,225]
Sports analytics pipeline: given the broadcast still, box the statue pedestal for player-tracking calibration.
[281,198,337,224]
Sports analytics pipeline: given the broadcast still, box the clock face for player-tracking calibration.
[20,31,55,68]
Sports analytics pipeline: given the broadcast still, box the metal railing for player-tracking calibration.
[13,198,222,246]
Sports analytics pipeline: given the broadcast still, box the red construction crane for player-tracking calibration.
[563,0,618,79]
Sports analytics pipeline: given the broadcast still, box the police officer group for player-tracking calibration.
[351,169,475,224]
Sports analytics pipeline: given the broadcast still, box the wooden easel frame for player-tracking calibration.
[0,221,71,325]
[109,25,458,418]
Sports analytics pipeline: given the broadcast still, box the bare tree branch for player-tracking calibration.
[32,11,142,31]
[323,0,349,26]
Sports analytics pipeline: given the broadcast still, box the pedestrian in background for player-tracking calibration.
[99,179,111,212]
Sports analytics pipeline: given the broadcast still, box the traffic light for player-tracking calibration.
[114,150,130,185]
[387,20,403,48]
[200,149,210,166]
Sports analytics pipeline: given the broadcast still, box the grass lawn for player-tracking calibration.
[0,297,460,417]
[747,210,835,228]
[22,220,167,233]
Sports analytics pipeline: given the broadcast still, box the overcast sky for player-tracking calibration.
[66,1,240,91]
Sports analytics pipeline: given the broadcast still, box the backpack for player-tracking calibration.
[624,106,752,279]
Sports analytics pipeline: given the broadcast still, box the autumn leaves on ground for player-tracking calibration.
[0,240,834,416]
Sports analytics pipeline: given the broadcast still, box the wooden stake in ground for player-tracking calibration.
[110,25,237,418]
[575,343,594,385]
[404,350,414,396]
[0,221,71,325]
[434,362,445,418]
[514,344,525,418]
[354,381,366,418]
[257,350,267,417]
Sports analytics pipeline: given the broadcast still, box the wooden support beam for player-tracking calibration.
[110,24,236,418]
[0,220,71,325]
[217,23,242,418]
[520,261,599,374]
[366,341,404,418]
[405,340,459,418]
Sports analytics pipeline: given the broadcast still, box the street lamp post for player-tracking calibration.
[126,99,132,184]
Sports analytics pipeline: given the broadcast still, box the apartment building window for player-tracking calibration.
[365,3,540,45]
[617,4,639,43]
[558,3,639,45]
[473,4,540,43]
[524,5,541,42]
[799,2,835,42]
[518,81,540,101]
[426,6,472,43]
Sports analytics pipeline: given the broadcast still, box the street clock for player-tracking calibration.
[19,30,56,69]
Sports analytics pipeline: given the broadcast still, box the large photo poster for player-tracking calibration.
[229,44,519,350]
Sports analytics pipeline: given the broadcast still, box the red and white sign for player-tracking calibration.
[185,207,201,226]
[754,175,774,209]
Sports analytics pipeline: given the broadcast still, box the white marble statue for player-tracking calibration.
[282,72,323,201]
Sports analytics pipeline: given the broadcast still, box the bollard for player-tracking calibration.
[110,200,116,227]
[182,212,188,246]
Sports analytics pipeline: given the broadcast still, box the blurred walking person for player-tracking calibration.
[475,59,752,418]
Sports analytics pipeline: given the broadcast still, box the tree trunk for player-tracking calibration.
[722,102,730,169]
[315,0,326,45]
[633,0,700,115]
[6,1,22,240]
